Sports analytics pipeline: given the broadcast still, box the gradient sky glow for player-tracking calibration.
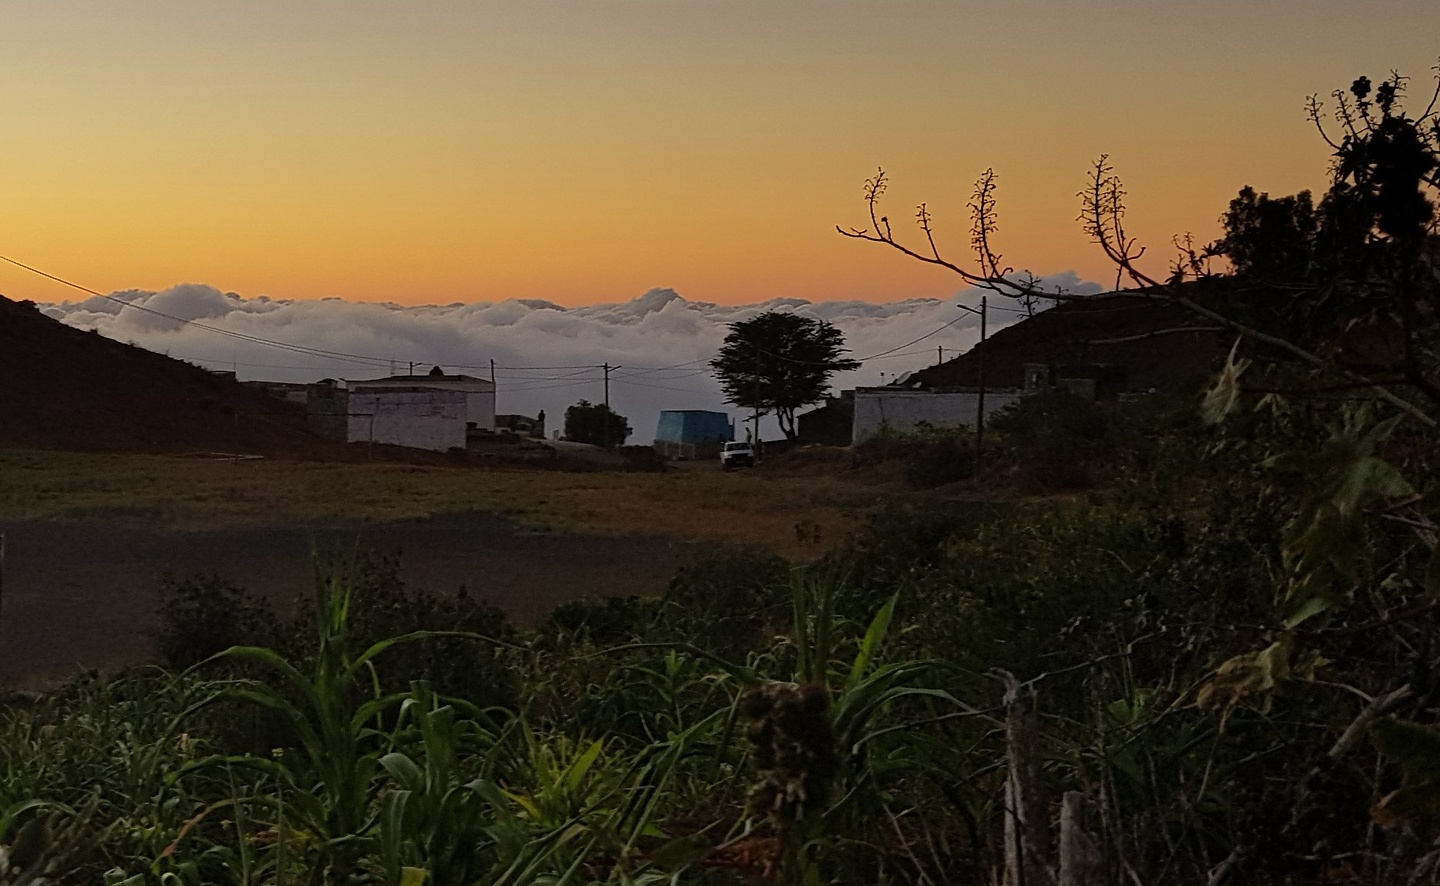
[2,2,1437,306]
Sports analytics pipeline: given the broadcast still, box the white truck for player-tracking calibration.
[720,441,755,470]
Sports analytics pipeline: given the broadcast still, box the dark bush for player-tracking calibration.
[852,423,976,489]
[988,390,1119,491]
[654,546,791,661]
[902,427,976,488]
[155,573,280,670]
[618,445,667,472]
[159,554,519,712]
[537,595,656,646]
[296,553,519,711]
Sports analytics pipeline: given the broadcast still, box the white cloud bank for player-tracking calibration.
[41,273,1101,443]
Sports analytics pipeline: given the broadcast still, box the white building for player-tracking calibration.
[313,369,497,452]
[851,386,1023,443]
[345,388,469,451]
[347,371,496,429]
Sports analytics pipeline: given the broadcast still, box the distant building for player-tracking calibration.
[348,387,469,451]
[654,409,733,460]
[347,368,496,430]
[797,391,855,446]
[306,367,497,452]
[246,380,310,404]
[494,411,546,438]
[1023,363,1128,400]
[851,386,1023,443]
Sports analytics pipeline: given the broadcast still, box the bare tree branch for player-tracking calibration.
[1084,326,1226,346]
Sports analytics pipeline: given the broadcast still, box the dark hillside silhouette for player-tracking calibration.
[0,294,321,452]
[905,287,1229,392]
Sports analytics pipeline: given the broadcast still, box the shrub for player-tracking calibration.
[295,553,519,710]
[988,390,1119,490]
[536,595,656,646]
[155,573,280,670]
[157,554,519,711]
[618,445,666,472]
[653,546,791,661]
[851,423,977,489]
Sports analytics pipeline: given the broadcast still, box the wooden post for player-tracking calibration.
[1002,673,1051,886]
[1058,791,1101,886]
[976,296,987,458]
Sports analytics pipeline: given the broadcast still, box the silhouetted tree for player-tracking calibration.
[710,311,861,440]
[1200,72,1440,399]
[1214,187,1320,284]
[564,399,631,447]
[841,64,1440,428]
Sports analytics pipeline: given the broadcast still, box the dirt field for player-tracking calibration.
[0,446,891,688]
[0,511,692,688]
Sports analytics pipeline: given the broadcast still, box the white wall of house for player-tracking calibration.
[852,387,1024,443]
[346,390,468,451]
[346,375,496,430]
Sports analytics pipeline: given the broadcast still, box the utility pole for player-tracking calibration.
[956,297,989,461]
[937,345,944,366]
[602,363,621,448]
[490,359,495,384]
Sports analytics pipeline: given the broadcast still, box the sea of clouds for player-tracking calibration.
[41,272,1100,443]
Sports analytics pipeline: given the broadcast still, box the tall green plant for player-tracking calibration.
[182,568,512,884]
[744,567,974,884]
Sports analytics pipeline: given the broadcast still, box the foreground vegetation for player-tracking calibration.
[3,385,1439,884]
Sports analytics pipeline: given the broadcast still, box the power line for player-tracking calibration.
[612,378,716,394]
[857,314,971,361]
[0,253,424,369]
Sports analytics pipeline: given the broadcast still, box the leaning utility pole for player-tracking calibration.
[956,297,989,458]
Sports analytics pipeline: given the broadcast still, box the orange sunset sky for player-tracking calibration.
[0,1,1436,307]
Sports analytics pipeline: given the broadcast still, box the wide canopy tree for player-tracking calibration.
[710,310,860,440]
[564,399,631,448]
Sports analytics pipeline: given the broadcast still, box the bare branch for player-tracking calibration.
[1084,326,1226,346]
[1420,56,1440,121]
[838,152,1440,429]
[1307,94,1342,150]
[1328,683,1415,758]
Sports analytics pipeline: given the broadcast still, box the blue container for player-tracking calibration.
[655,410,734,444]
